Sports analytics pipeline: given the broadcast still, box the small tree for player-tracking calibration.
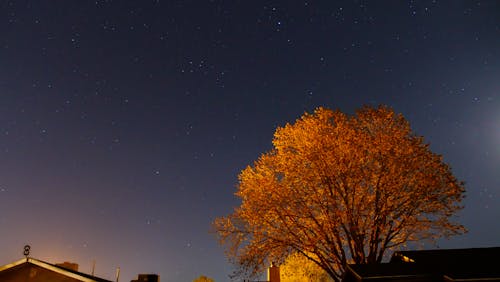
[280,252,333,282]
[193,275,214,282]
[214,106,465,281]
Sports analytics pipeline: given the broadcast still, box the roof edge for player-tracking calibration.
[0,257,101,282]
[28,258,99,282]
[0,258,28,272]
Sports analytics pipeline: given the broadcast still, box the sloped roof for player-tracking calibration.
[392,247,500,265]
[392,247,500,280]
[345,263,437,281]
[0,257,112,282]
[343,247,500,282]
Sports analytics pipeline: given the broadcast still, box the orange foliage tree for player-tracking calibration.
[193,275,215,282]
[213,106,465,281]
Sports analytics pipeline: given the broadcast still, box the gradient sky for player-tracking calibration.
[0,1,498,281]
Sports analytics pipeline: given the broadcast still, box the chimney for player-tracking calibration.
[268,263,280,282]
[130,274,160,282]
[56,262,79,272]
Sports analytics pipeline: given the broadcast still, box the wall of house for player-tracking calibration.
[0,263,83,282]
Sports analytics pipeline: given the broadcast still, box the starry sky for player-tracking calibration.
[0,1,498,281]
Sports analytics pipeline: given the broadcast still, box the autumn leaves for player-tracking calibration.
[214,106,465,281]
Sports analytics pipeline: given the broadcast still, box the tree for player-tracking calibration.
[213,106,465,281]
[280,252,333,282]
[193,275,214,282]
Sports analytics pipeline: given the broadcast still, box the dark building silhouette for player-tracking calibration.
[343,247,500,282]
[0,257,112,282]
[131,274,159,282]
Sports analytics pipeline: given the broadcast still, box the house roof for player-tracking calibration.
[392,247,500,280]
[344,262,443,282]
[0,257,112,282]
[392,247,500,265]
[343,247,500,282]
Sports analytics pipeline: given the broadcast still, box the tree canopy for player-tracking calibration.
[213,106,466,281]
[193,275,215,282]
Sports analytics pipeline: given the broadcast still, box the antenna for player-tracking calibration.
[115,267,120,282]
[91,260,96,276]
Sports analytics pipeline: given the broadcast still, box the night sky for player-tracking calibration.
[0,1,498,281]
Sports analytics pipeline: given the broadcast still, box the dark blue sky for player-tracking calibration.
[0,1,498,281]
